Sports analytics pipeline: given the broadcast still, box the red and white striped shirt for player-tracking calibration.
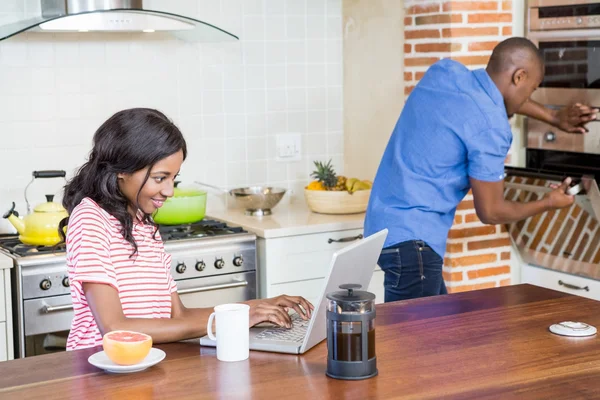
[66,197,177,350]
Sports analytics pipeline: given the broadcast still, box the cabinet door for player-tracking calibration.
[264,229,365,285]
[522,264,600,301]
[0,322,6,362]
[0,272,4,322]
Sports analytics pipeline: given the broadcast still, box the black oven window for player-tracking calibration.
[539,41,600,89]
[538,4,600,18]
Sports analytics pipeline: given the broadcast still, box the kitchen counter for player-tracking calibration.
[0,254,12,269]
[206,200,365,238]
[2,284,600,399]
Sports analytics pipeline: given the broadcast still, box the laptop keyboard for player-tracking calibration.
[255,313,311,342]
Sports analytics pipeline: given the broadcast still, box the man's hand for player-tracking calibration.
[552,103,599,133]
[545,177,575,209]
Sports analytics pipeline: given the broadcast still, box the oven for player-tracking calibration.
[2,220,258,358]
[501,0,600,286]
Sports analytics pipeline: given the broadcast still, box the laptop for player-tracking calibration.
[199,228,388,354]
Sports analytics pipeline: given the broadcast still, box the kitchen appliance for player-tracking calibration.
[0,219,257,358]
[0,0,238,43]
[506,0,600,286]
[3,170,68,246]
[195,182,287,216]
[326,284,377,380]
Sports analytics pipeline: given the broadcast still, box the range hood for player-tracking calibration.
[0,0,238,42]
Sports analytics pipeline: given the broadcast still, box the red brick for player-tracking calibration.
[465,213,479,223]
[499,278,511,286]
[416,14,463,25]
[415,71,426,80]
[468,13,512,24]
[415,42,462,53]
[404,43,412,53]
[404,16,413,26]
[443,27,499,38]
[502,26,512,35]
[443,1,499,12]
[501,251,511,260]
[447,253,498,267]
[405,29,441,39]
[502,1,512,11]
[456,200,474,210]
[443,271,463,282]
[447,243,464,253]
[450,55,491,66]
[467,237,511,251]
[468,41,500,52]
[454,214,463,224]
[405,57,440,67]
[407,3,440,15]
[448,281,496,293]
[467,265,510,279]
[448,226,496,239]
[404,72,413,81]
[572,205,582,218]
[405,85,415,96]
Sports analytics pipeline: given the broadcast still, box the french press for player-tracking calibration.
[326,283,377,380]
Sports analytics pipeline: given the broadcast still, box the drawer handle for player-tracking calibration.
[328,234,363,244]
[42,304,73,313]
[558,280,589,292]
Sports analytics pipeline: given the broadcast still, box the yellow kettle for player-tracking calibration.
[3,195,68,246]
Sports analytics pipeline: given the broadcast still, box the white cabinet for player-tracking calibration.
[522,264,600,301]
[0,268,13,361]
[257,228,385,305]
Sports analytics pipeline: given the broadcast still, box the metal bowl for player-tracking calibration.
[229,186,286,216]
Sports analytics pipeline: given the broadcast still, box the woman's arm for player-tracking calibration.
[84,283,314,343]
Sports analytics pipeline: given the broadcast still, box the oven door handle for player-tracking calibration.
[177,280,249,295]
[42,303,74,314]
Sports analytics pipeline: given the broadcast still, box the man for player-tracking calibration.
[364,37,598,303]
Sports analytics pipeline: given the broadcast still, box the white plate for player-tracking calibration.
[549,321,597,337]
[88,347,166,373]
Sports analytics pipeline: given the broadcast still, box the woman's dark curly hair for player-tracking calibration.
[58,108,187,256]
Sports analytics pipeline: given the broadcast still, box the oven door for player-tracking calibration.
[176,271,257,309]
[504,167,600,277]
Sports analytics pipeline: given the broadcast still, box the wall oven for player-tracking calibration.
[501,0,600,285]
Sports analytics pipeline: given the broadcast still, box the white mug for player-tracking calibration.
[207,303,250,362]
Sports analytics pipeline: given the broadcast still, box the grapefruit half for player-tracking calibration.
[102,330,153,365]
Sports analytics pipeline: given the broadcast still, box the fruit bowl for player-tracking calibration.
[304,188,371,214]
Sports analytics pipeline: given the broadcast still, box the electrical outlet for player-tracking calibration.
[276,133,302,162]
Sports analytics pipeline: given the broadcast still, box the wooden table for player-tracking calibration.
[2,284,600,399]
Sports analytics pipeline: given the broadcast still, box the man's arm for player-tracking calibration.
[469,177,574,225]
[517,99,598,133]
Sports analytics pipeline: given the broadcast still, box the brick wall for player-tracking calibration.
[404,0,514,293]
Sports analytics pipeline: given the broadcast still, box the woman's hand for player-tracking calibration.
[246,295,314,328]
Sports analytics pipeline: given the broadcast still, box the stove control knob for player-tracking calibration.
[195,260,206,271]
[214,258,225,269]
[577,17,583,25]
[544,131,556,142]
[40,279,52,291]
[233,256,244,267]
[175,262,187,274]
[62,277,70,288]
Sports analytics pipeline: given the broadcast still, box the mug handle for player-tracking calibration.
[207,312,217,341]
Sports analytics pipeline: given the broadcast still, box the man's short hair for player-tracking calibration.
[487,37,544,75]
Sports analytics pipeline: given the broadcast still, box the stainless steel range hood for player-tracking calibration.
[0,0,238,42]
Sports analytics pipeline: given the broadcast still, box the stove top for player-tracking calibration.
[0,219,248,257]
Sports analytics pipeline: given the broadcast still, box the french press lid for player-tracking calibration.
[327,284,375,314]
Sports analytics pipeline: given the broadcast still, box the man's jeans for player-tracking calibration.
[377,240,446,302]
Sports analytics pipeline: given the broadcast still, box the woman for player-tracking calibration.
[60,108,313,350]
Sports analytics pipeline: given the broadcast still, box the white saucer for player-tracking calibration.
[549,321,597,337]
[88,347,166,373]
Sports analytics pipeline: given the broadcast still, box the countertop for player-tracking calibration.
[206,199,365,239]
[2,284,600,399]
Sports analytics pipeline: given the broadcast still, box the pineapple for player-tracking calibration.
[334,176,347,191]
[311,160,338,190]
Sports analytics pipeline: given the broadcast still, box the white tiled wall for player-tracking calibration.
[0,0,343,233]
